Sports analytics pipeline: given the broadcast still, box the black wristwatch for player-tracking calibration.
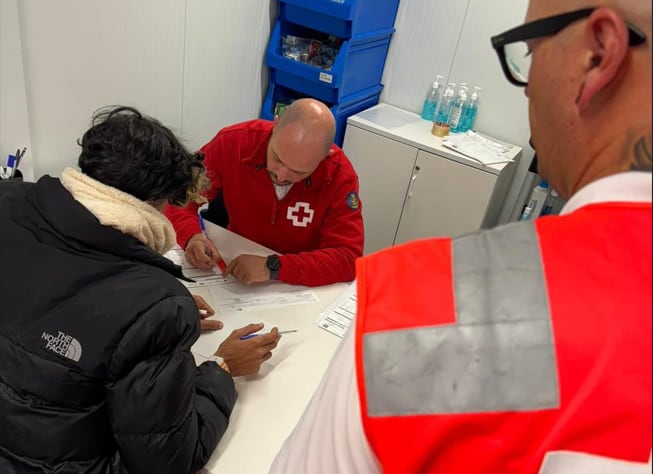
[266,255,281,280]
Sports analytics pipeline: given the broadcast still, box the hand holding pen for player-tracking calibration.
[240,329,298,340]
[215,323,282,376]
[184,214,227,272]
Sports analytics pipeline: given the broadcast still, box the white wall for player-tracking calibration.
[0,0,271,179]
[1,0,532,222]
[0,0,33,180]
[382,0,534,223]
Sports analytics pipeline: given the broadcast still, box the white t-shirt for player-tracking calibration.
[270,171,652,474]
[274,183,293,200]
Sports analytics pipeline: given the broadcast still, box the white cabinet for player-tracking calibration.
[343,103,521,255]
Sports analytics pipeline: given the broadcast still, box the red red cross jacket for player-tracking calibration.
[355,202,652,473]
[164,120,364,287]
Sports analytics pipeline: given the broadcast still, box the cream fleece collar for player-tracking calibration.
[61,167,176,254]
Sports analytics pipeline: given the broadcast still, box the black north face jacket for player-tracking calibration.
[0,177,236,473]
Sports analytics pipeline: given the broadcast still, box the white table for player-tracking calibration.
[187,223,347,473]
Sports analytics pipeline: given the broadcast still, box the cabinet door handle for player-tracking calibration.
[407,165,421,199]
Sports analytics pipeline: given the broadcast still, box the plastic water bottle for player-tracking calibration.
[420,75,444,121]
[435,82,456,124]
[448,85,468,133]
[462,86,481,132]
[519,201,535,221]
[540,189,559,216]
[529,179,550,218]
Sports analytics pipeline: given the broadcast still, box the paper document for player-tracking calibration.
[315,283,357,338]
[165,247,227,287]
[164,247,319,312]
[213,290,318,312]
[192,309,277,358]
[442,131,514,165]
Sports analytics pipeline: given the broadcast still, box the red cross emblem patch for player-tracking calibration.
[287,202,315,228]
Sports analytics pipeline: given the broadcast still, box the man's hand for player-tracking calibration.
[216,323,281,376]
[225,254,270,285]
[185,233,223,271]
[192,294,223,331]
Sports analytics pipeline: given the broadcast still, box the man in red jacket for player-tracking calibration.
[164,99,364,288]
[271,0,652,473]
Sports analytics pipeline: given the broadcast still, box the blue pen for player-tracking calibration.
[240,330,298,340]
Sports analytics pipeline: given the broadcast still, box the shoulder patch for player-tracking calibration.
[346,192,360,210]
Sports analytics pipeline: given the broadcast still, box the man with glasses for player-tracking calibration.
[165,98,364,287]
[271,1,651,472]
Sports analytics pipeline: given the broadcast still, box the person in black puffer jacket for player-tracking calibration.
[0,106,280,473]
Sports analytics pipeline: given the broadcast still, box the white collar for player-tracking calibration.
[561,171,652,215]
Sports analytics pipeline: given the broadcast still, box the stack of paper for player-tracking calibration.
[315,283,357,338]
[442,131,514,166]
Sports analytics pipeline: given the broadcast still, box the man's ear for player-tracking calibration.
[576,8,630,109]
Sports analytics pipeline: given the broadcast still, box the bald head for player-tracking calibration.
[527,0,651,36]
[266,99,337,185]
[524,0,651,198]
[274,98,336,156]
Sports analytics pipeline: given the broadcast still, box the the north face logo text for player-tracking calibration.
[41,331,82,362]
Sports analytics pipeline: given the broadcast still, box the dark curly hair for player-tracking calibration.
[78,106,209,206]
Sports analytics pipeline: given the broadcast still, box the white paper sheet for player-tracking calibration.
[315,282,357,338]
[191,308,278,359]
[443,131,515,165]
[164,247,319,310]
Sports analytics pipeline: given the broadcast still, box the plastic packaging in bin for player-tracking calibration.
[281,33,342,70]
[267,19,393,103]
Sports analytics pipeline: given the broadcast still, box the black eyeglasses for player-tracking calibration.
[491,8,647,87]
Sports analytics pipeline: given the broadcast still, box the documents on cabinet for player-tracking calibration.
[442,131,515,166]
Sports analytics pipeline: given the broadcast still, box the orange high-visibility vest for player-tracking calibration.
[355,202,652,473]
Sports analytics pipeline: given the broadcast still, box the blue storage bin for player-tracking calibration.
[266,20,393,104]
[279,0,400,38]
[261,82,383,146]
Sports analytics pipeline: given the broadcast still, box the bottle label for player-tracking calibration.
[449,106,463,127]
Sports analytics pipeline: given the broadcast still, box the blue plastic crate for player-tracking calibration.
[279,0,400,38]
[266,19,393,104]
[261,82,383,146]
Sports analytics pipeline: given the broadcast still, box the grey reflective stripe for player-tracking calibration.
[364,221,559,417]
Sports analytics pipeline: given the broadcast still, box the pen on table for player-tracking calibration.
[197,213,227,273]
[240,330,298,340]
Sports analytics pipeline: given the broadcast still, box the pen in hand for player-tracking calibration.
[240,330,298,340]
[197,213,227,273]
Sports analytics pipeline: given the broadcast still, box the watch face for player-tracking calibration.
[267,255,281,271]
